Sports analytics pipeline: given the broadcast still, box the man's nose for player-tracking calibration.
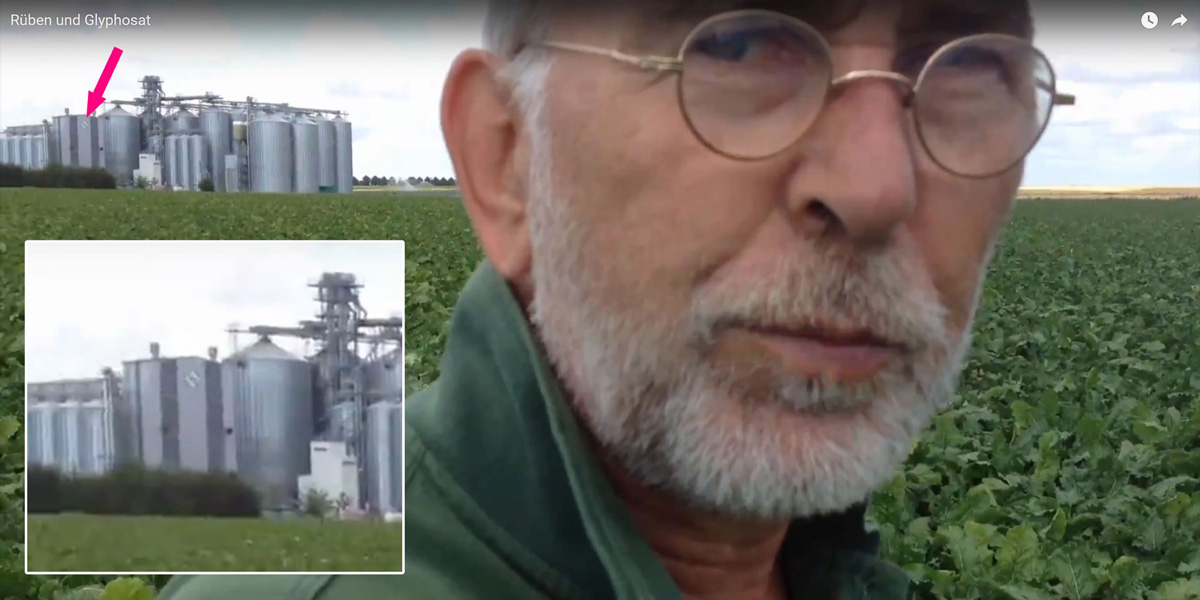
[784,80,918,249]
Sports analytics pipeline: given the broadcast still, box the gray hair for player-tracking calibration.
[484,0,555,121]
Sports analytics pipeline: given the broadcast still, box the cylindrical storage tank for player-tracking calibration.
[365,401,403,514]
[31,135,46,170]
[175,134,190,189]
[19,135,33,169]
[222,337,315,510]
[189,134,207,190]
[78,116,102,168]
[333,117,353,193]
[77,400,103,475]
[0,135,7,165]
[165,109,199,135]
[200,110,232,192]
[165,135,180,189]
[59,400,82,474]
[8,137,21,166]
[314,117,336,189]
[292,116,319,193]
[101,106,141,186]
[388,401,403,513]
[365,349,405,404]
[249,113,293,193]
[26,403,45,466]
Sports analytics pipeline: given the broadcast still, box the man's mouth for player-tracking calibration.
[732,321,905,384]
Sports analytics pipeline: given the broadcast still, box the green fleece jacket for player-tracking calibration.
[158,260,910,600]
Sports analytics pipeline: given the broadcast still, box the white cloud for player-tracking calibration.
[24,241,406,382]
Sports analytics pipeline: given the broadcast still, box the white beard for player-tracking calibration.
[521,73,979,521]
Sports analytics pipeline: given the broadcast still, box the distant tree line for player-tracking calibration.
[352,175,457,187]
[0,164,116,189]
[27,465,260,517]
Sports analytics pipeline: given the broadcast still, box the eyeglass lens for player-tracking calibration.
[677,12,1057,177]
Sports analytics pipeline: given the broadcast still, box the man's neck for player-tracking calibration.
[598,453,792,600]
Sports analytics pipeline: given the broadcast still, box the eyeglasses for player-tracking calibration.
[529,9,1075,179]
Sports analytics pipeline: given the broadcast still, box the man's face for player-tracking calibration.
[524,2,1025,519]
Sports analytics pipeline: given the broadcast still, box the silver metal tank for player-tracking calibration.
[292,116,319,193]
[30,135,46,169]
[333,117,353,193]
[221,336,315,509]
[189,134,207,189]
[175,134,190,189]
[200,110,232,191]
[102,106,141,185]
[314,117,336,189]
[365,349,404,404]
[58,400,82,474]
[79,400,108,475]
[165,135,180,189]
[365,401,403,514]
[166,109,199,135]
[388,401,402,513]
[249,113,293,193]
[26,402,50,467]
[78,116,102,168]
[19,135,33,169]
[0,135,7,164]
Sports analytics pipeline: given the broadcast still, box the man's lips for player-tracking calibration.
[732,323,904,384]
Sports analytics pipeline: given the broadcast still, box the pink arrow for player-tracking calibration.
[87,47,123,116]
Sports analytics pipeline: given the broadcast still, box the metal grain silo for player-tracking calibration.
[26,402,55,467]
[292,116,319,193]
[333,117,353,193]
[7,137,20,166]
[249,113,293,193]
[19,135,33,169]
[102,106,141,186]
[176,134,191,189]
[30,135,46,169]
[165,135,181,189]
[55,400,82,474]
[314,117,336,189]
[200,110,232,191]
[78,116,102,168]
[0,135,7,165]
[189,134,207,189]
[222,337,315,509]
[79,400,109,475]
[388,402,402,513]
[166,108,199,135]
[365,401,403,514]
[365,349,404,404]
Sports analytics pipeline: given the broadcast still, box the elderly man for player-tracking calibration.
[159,1,1072,599]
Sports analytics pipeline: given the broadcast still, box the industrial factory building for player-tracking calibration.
[26,272,404,516]
[0,75,354,193]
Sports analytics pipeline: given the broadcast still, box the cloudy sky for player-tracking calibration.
[24,241,406,382]
[1,0,1197,185]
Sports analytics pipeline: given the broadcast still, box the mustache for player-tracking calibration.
[687,250,949,353]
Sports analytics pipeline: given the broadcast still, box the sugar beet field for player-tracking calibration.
[1,189,1198,600]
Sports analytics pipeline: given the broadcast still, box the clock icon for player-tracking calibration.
[1142,11,1159,29]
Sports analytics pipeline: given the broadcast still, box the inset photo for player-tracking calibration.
[24,240,405,574]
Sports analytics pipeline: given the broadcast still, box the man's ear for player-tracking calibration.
[441,49,533,282]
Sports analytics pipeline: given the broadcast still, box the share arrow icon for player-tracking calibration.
[1172,14,1188,27]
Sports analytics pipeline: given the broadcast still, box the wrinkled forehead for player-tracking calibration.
[541,0,1033,42]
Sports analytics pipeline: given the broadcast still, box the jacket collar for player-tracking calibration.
[406,261,910,600]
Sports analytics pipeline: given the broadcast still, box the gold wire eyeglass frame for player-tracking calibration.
[527,8,1077,179]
